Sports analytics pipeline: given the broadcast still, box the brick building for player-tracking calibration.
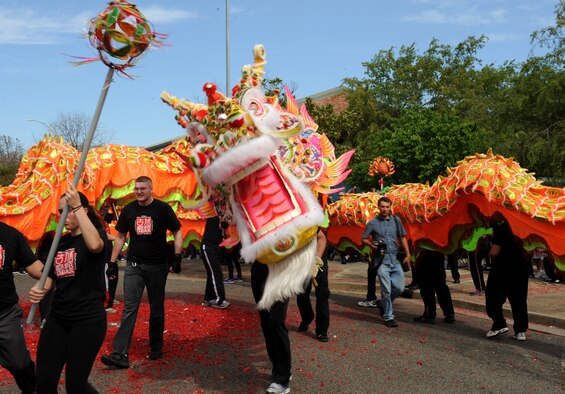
[297,86,348,113]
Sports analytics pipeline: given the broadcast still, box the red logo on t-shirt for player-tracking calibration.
[54,249,77,278]
[0,245,4,269]
[135,217,153,235]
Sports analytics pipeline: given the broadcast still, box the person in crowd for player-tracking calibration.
[297,229,330,342]
[0,221,44,393]
[361,197,411,328]
[200,216,230,308]
[412,248,456,324]
[223,242,243,284]
[445,253,460,284]
[357,248,380,309]
[222,226,242,284]
[101,176,183,368]
[538,249,561,284]
[485,214,529,341]
[468,234,491,296]
[186,243,199,260]
[29,185,108,393]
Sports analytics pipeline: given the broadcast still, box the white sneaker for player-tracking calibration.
[486,327,509,338]
[513,332,526,341]
[266,382,290,394]
[357,299,378,308]
[211,300,231,309]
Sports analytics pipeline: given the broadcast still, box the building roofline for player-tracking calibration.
[296,86,345,105]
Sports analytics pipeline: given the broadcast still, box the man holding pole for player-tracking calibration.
[101,176,183,368]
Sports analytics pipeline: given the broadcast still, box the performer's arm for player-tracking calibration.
[173,228,183,255]
[110,232,127,262]
[25,260,45,280]
[400,236,411,263]
[316,230,327,258]
[29,277,53,303]
[64,184,103,253]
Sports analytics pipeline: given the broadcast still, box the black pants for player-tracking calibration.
[106,267,119,309]
[113,262,168,355]
[366,259,377,301]
[446,254,460,282]
[201,244,226,303]
[486,270,529,333]
[469,250,486,291]
[251,262,291,386]
[225,245,242,279]
[0,304,36,393]
[408,261,420,286]
[296,258,330,335]
[36,315,106,393]
[418,253,454,319]
[543,257,558,281]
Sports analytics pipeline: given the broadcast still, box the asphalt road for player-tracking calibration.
[4,269,564,393]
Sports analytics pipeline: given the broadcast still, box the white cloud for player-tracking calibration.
[402,4,507,26]
[142,6,201,24]
[490,8,506,21]
[0,7,90,45]
[486,32,522,42]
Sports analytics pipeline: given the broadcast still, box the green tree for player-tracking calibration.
[347,108,488,188]
[0,135,24,186]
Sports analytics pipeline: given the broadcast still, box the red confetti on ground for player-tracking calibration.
[2,295,258,392]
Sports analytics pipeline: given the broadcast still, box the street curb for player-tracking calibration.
[328,281,565,332]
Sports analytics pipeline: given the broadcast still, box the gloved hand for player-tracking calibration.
[311,256,324,287]
[172,254,182,274]
[106,262,119,280]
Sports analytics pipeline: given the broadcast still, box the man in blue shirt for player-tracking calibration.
[362,197,411,327]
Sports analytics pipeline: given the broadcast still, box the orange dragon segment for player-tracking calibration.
[327,149,565,272]
[0,135,206,249]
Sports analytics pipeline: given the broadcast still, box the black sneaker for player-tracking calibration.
[101,352,130,368]
[384,319,399,328]
[317,333,329,342]
[444,315,456,323]
[413,315,436,324]
[147,350,162,360]
[298,321,310,332]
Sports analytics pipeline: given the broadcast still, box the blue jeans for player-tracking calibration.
[377,256,405,321]
[113,261,169,355]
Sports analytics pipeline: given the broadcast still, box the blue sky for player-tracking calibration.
[0,0,557,150]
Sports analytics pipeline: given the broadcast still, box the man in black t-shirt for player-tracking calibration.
[0,221,44,393]
[101,176,183,368]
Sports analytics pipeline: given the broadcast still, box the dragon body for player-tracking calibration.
[327,149,565,272]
